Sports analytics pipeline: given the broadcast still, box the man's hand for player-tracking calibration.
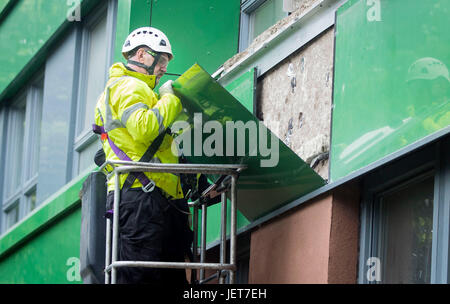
[159,80,175,96]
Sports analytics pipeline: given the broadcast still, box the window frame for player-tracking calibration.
[239,0,288,52]
[358,136,450,284]
[0,108,6,231]
[1,73,44,233]
[73,0,116,176]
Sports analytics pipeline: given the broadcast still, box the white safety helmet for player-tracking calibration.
[122,27,173,60]
[406,57,450,83]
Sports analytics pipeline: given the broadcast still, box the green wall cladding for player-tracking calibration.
[113,0,152,63]
[0,0,104,101]
[330,0,450,181]
[0,169,89,284]
[225,68,256,114]
[150,0,240,79]
[0,208,82,284]
[0,0,76,98]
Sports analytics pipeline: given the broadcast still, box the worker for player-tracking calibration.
[93,27,192,284]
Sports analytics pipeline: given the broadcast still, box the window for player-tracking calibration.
[36,28,79,204]
[375,172,434,283]
[1,77,43,233]
[239,0,288,51]
[359,135,450,283]
[74,0,115,175]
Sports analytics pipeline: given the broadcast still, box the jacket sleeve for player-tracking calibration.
[116,81,182,146]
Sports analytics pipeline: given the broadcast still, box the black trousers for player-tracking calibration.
[106,187,193,284]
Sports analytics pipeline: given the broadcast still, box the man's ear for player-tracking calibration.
[136,48,146,62]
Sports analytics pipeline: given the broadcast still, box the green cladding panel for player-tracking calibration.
[150,0,240,80]
[330,0,450,181]
[172,64,325,222]
[199,69,255,245]
[226,69,256,114]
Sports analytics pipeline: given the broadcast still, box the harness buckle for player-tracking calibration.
[142,180,156,193]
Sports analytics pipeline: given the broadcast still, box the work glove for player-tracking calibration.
[159,80,175,96]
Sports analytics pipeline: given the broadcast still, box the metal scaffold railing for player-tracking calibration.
[99,160,246,284]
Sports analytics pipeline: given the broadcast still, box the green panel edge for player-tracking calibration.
[0,0,10,12]
[0,0,17,21]
[337,0,359,13]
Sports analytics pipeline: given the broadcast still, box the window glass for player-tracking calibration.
[5,202,19,230]
[249,0,286,41]
[83,16,107,133]
[78,140,101,173]
[2,81,43,233]
[26,189,37,213]
[36,29,78,204]
[77,10,110,174]
[0,109,5,203]
[4,102,26,200]
[25,84,43,181]
[377,175,434,283]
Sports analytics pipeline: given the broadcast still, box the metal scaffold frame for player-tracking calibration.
[99,160,246,284]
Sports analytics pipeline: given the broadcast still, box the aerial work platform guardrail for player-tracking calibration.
[99,160,246,284]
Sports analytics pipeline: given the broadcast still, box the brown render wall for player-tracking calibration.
[327,183,361,284]
[248,183,360,284]
[249,194,333,283]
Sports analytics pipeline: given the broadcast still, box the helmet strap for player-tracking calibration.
[127,60,155,75]
[148,52,161,75]
[127,52,161,76]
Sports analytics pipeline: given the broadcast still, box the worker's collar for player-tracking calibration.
[115,62,157,89]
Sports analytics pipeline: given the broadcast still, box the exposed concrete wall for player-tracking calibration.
[257,27,334,180]
[222,1,334,180]
[248,184,360,284]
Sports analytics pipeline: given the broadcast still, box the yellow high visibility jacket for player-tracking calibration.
[94,62,184,199]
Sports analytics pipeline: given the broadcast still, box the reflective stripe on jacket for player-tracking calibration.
[95,62,184,199]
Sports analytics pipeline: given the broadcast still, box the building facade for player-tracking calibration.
[0,0,449,284]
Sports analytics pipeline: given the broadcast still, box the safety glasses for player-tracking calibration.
[146,50,169,69]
